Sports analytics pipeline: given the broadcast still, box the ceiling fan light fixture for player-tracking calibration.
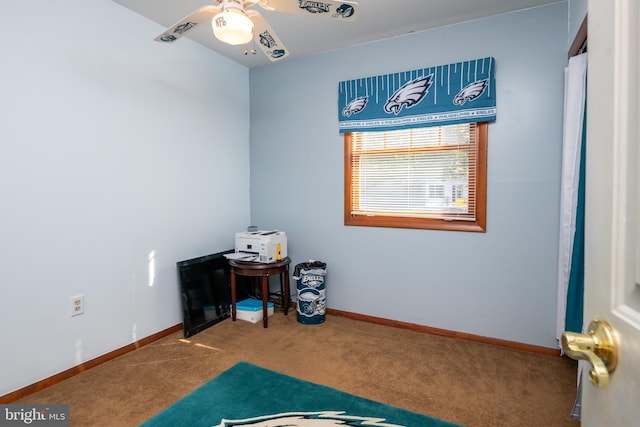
[212,9,254,45]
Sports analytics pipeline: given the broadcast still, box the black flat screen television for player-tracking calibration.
[176,249,248,338]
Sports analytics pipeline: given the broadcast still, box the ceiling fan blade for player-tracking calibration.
[154,5,221,43]
[258,0,357,21]
[246,10,289,62]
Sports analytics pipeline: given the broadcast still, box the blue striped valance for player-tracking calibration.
[338,57,496,133]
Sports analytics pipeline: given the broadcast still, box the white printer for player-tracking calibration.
[234,230,287,263]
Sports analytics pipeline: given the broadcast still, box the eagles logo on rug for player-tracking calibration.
[141,362,461,427]
[338,57,496,133]
[214,411,403,426]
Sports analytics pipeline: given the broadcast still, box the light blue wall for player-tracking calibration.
[0,0,251,396]
[569,0,588,47]
[249,3,568,348]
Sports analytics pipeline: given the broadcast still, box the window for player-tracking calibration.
[344,122,487,232]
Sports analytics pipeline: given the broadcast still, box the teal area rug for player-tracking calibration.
[142,362,462,427]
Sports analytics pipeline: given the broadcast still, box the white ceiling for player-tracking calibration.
[113,0,562,68]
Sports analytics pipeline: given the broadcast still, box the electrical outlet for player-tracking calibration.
[70,295,84,317]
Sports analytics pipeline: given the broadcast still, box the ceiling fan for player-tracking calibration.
[155,0,358,62]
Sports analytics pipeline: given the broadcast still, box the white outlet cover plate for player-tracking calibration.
[71,295,84,317]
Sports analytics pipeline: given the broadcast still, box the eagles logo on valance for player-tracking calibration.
[338,57,496,133]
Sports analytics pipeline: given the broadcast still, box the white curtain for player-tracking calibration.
[556,52,587,345]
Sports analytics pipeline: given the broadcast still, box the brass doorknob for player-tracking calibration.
[561,318,618,387]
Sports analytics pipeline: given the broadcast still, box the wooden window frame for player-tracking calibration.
[344,122,487,232]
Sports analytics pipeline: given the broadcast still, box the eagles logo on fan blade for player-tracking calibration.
[298,1,331,14]
[334,3,356,18]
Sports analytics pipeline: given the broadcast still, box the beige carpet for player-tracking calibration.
[15,313,580,427]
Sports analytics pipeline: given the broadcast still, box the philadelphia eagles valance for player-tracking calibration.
[338,57,496,133]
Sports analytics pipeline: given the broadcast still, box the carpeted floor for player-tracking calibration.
[15,313,580,427]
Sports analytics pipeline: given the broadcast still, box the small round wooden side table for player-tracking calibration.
[228,257,291,328]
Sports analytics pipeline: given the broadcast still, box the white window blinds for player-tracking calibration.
[349,123,478,221]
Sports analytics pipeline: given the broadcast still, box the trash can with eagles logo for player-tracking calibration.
[293,261,327,324]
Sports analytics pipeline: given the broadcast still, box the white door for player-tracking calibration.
[581,0,640,424]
